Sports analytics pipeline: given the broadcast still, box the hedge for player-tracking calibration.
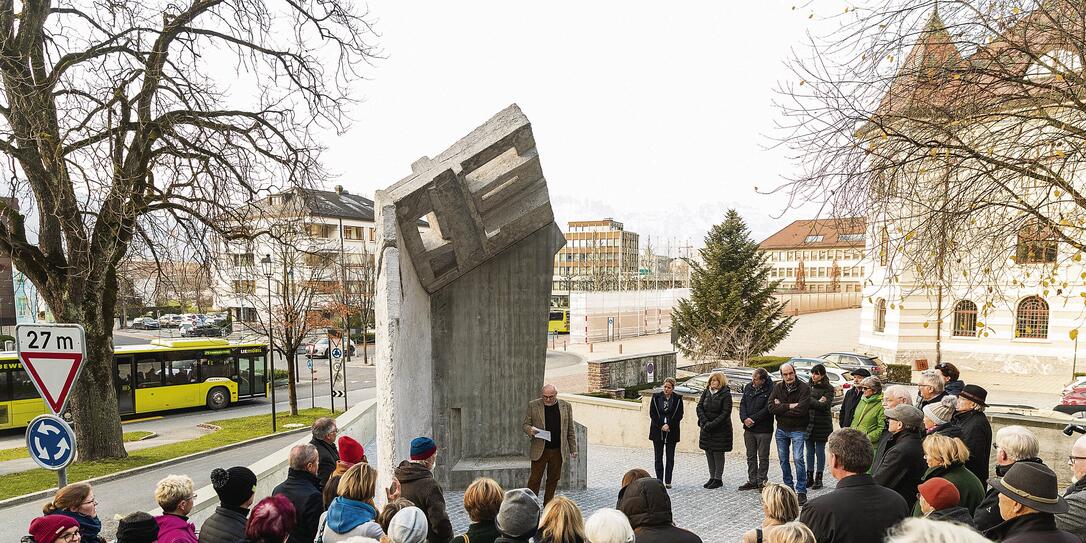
[884,363,912,384]
[748,356,790,372]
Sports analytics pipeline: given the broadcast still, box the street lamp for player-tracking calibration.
[261,253,276,433]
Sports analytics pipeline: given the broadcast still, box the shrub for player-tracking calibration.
[748,356,790,372]
[272,369,289,383]
[0,334,14,349]
[884,364,912,383]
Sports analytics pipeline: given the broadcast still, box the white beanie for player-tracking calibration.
[388,506,429,543]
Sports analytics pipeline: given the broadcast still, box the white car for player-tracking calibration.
[769,367,854,404]
[308,337,357,358]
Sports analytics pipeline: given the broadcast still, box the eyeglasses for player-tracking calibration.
[81,499,99,506]
[993,443,1000,451]
[57,532,80,543]
[1069,455,1086,463]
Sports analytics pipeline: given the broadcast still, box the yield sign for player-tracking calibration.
[16,324,87,415]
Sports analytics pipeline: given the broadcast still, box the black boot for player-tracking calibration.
[703,478,713,488]
[706,478,723,489]
[805,471,814,489]
[798,492,808,506]
[810,472,824,490]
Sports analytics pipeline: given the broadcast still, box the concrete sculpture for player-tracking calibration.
[374,104,587,490]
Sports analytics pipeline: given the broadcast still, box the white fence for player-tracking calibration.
[569,288,690,344]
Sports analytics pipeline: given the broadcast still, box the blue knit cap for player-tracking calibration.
[410,437,437,460]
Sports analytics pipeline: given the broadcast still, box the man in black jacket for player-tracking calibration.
[837,368,869,428]
[800,428,909,543]
[954,385,993,484]
[309,417,340,490]
[271,444,324,543]
[871,404,926,510]
[768,363,811,504]
[738,369,774,491]
[199,466,256,543]
[975,425,1043,532]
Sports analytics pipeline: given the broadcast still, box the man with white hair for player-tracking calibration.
[916,370,946,410]
[974,425,1043,532]
[884,385,913,409]
[523,384,577,505]
[1056,434,1086,539]
[272,443,324,543]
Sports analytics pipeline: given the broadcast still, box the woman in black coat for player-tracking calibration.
[805,364,835,490]
[696,371,733,489]
[649,377,684,488]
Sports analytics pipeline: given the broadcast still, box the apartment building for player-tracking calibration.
[759,218,867,293]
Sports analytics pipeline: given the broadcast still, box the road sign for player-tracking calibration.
[26,414,76,471]
[305,344,315,357]
[330,347,343,360]
[646,361,656,382]
[307,358,314,370]
[17,324,87,414]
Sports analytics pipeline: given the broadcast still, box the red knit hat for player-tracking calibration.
[918,477,961,510]
[29,515,79,543]
[338,435,365,465]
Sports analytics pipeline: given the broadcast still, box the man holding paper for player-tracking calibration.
[523,383,577,504]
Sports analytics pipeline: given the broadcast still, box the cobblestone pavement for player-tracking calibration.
[443,443,841,543]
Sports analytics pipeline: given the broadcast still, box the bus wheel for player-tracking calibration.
[206,387,230,410]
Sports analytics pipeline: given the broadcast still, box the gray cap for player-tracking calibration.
[388,506,428,543]
[924,395,958,426]
[496,488,540,538]
[885,404,924,429]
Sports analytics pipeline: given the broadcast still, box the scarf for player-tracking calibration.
[56,511,102,542]
[326,497,378,533]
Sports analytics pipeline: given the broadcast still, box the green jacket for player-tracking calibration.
[850,392,885,445]
[912,463,986,516]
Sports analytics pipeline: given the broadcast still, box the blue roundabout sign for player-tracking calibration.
[26,414,76,471]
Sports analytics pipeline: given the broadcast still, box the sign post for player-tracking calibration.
[17,324,87,489]
[306,344,316,410]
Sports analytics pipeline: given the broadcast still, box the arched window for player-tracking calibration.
[952,300,978,337]
[1016,221,1057,264]
[1016,296,1049,339]
[874,298,887,333]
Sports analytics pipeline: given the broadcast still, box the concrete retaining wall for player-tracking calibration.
[152,399,378,525]
[587,351,677,392]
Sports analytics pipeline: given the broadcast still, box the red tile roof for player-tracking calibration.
[759,218,867,250]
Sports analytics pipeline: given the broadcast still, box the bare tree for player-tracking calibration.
[0,2,376,459]
[330,248,375,365]
[776,0,1086,342]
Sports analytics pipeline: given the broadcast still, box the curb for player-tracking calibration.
[0,427,309,509]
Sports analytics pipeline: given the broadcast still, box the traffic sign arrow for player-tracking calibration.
[34,437,48,460]
[54,438,70,460]
[40,423,60,435]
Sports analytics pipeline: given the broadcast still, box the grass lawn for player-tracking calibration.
[0,408,332,500]
[0,431,158,463]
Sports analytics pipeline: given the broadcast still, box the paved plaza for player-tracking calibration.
[445,443,841,542]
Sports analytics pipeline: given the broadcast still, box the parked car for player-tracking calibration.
[820,352,884,377]
[158,313,179,327]
[787,357,846,372]
[130,317,159,330]
[1057,378,1086,413]
[183,323,225,337]
[309,337,357,358]
[673,368,753,397]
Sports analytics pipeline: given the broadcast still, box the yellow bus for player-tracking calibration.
[0,338,268,430]
[548,309,570,334]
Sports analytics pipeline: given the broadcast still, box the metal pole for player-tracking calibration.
[328,329,335,413]
[310,354,315,409]
[267,274,276,433]
[58,467,67,488]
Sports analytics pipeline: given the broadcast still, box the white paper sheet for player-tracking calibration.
[533,427,552,442]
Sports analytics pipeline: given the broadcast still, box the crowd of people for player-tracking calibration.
[19,362,1086,542]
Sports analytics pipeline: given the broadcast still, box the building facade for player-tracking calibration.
[553,219,640,290]
[213,186,378,330]
[759,218,867,293]
[856,8,1086,381]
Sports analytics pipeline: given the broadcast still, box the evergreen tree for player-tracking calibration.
[672,210,795,364]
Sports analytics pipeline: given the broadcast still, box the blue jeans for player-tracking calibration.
[805,438,826,473]
[776,428,807,493]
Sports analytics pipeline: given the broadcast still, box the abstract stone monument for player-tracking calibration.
[374,104,587,490]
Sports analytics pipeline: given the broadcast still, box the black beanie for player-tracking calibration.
[211,466,258,507]
[116,512,159,543]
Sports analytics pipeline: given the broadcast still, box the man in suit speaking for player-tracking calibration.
[523,384,578,505]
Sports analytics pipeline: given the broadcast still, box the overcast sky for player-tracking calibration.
[322,1,830,253]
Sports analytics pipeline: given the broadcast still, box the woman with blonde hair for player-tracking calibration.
[742,483,800,543]
[42,483,104,543]
[912,433,985,516]
[452,477,503,543]
[317,463,384,542]
[764,522,815,543]
[153,474,198,543]
[536,496,586,543]
[696,371,732,489]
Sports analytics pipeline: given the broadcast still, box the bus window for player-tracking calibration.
[12,370,38,399]
[0,370,8,401]
[165,356,198,385]
[137,358,164,388]
[198,355,234,381]
[237,354,255,396]
[549,311,563,321]
[251,355,267,396]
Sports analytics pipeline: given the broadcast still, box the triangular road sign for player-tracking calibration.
[20,352,84,414]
